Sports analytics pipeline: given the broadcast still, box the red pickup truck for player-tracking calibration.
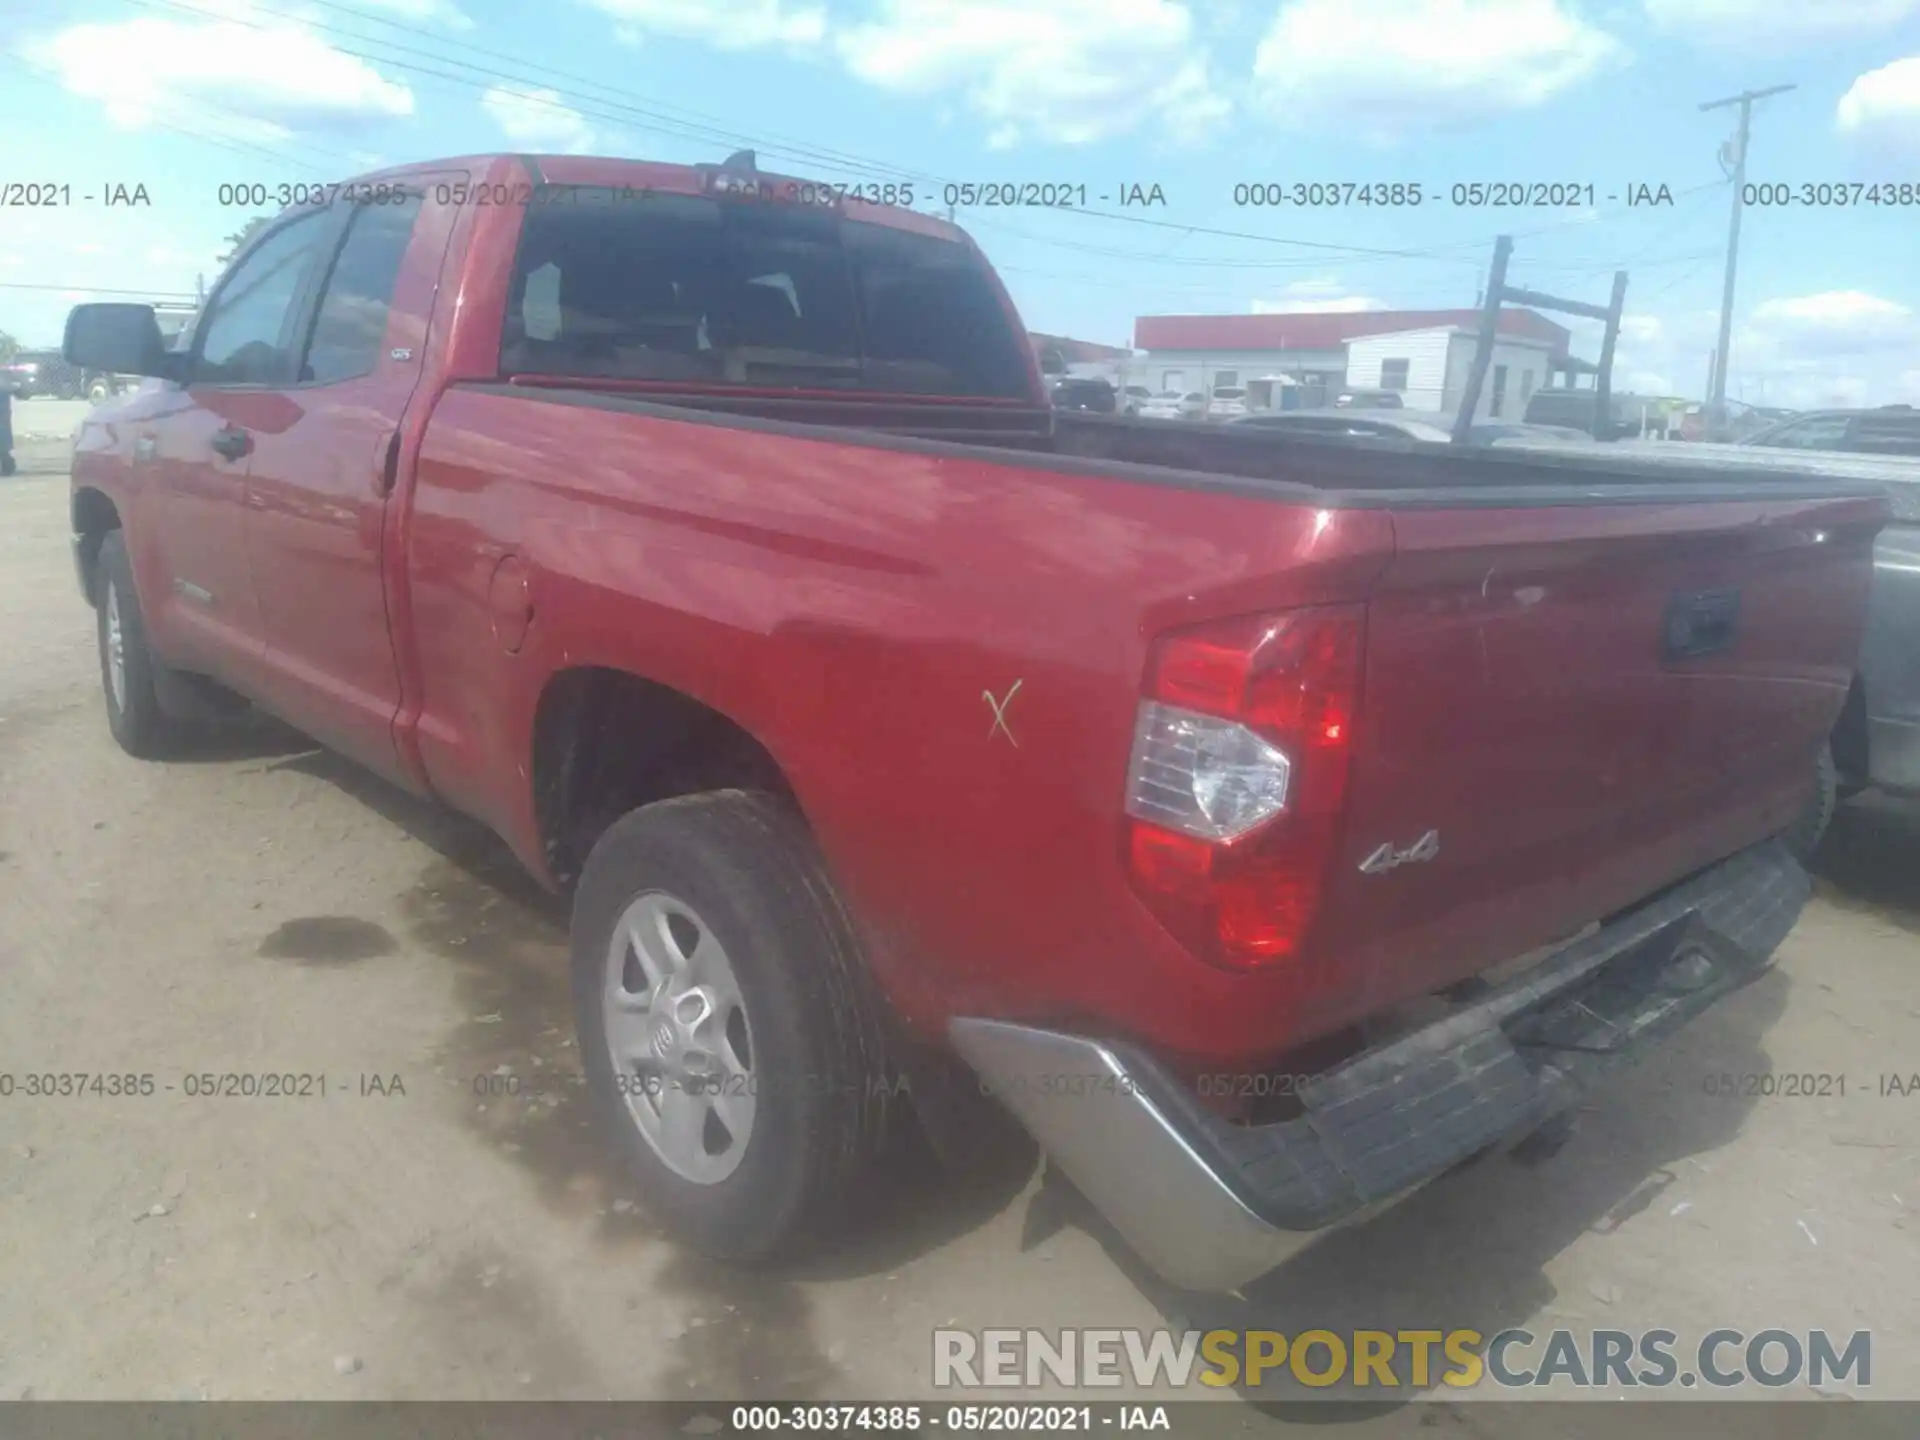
[64,152,1884,1293]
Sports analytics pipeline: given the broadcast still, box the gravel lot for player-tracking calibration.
[1,448,1916,1427]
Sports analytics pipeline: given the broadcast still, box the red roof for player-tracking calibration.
[1134,309,1570,356]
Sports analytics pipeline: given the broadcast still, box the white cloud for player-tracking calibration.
[579,0,827,49]
[838,0,1230,148]
[1643,0,1920,44]
[1251,278,1385,312]
[20,2,412,141]
[1609,292,1920,408]
[1748,291,1917,354]
[1837,57,1920,159]
[481,85,599,153]
[1251,0,1622,143]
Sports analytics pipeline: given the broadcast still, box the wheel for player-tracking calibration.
[571,790,894,1261]
[1781,741,1838,864]
[95,531,177,758]
[88,381,110,402]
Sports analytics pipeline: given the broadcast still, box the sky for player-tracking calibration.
[3,0,1919,408]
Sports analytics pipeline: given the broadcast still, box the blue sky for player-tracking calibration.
[5,0,1919,406]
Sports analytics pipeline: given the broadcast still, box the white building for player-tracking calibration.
[1344,324,1555,421]
[1133,308,1576,416]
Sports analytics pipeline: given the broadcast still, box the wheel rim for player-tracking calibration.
[602,890,756,1185]
[105,580,127,713]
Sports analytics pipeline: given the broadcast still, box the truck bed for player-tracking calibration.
[494,380,1896,505]
[437,381,1885,1067]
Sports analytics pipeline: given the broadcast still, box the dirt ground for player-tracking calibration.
[1,447,1916,1429]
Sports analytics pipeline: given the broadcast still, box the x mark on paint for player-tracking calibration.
[983,679,1023,747]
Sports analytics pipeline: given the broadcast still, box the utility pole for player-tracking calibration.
[1700,83,1794,440]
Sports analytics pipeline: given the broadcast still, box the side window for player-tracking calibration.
[301,194,425,384]
[194,210,335,386]
[1850,415,1920,457]
[1380,358,1409,391]
[1761,415,1852,449]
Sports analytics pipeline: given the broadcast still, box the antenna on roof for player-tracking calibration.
[720,149,757,173]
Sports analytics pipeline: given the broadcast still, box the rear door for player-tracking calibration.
[239,184,457,784]
[1317,490,1880,1014]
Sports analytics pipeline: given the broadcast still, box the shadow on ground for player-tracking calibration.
[1809,793,1920,933]
[274,746,1035,1289]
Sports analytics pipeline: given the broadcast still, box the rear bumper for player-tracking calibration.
[950,839,1808,1293]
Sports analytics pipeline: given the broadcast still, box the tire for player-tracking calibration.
[1782,741,1838,864]
[95,531,176,758]
[571,790,894,1261]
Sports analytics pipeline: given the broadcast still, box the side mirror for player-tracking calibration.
[63,303,180,383]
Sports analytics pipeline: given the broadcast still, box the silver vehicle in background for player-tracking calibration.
[1136,390,1205,421]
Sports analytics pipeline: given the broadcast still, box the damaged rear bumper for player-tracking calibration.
[950,840,1808,1293]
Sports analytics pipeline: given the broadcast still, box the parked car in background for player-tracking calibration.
[1333,387,1404,409]
[1739,405,1920,458]
[1137,390,1205,421]
[1232,407,1591,447]
[1675,398,1775,443]
[1522,387,1660,439]
[4,348,130,401]
[1205,386,1248,421]
[1048,377,1117,414]
[1120,384,1152,416]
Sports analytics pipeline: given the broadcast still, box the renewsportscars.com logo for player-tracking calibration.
[932,1328,1873,1391]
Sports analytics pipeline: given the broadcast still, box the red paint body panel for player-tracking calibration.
[69,151,1887,1072]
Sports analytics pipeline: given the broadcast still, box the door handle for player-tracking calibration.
[1662,588,1740,660]
[210,426,251,462]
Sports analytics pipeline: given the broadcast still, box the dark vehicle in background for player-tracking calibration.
[5,349,129,401]
[1232,407,1590,446]
[1523,387,1651,439]
[1740,405,1920,458]
[1048,376,1118,414]
[1332,387,1404,410]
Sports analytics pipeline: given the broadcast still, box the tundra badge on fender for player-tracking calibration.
[1359,830,1440,875]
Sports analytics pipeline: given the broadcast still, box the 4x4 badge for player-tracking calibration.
[1359,830,1440,875]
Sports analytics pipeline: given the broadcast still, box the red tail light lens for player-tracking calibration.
[1124,604,1364,970]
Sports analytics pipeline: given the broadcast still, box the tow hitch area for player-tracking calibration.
[954,840,1808,1292]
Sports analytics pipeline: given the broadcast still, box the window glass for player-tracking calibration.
[503,192,1031,398]
[1759,415,1853,449]
[195,211,334,385]
[302,194,425,384]
[1850,414,1920,457]
[1380,358,1410,391]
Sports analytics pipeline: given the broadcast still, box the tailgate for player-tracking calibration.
[1316,491,1882,1015]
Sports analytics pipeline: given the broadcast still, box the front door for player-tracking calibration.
[138,208,340,682]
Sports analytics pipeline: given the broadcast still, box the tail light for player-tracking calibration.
[1124,604,1364,970]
